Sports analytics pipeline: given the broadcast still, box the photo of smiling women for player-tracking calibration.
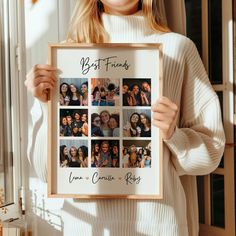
[91,140,120,168]
[122,140,151,168]
[59,78,88,106]
[123,109,151,137]
[123,79,151,106]
[91,110,120,137]
[59,140,88,168]
[60,109,88,137]
[91,78,120,106]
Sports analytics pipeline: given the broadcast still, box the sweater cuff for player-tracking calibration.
[40,101,48,114]
[164,127,188,159]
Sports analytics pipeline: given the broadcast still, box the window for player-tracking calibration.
[0,0,25,221]
[185,0,234,235]
[0,0,14,210]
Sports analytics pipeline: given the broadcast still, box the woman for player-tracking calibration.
[141,149,151,168]
[140,112,151,137]
[81,113,88,136]
[129,144,138,168]
[137,147,144,165]
[59,145,69,167]
[122,84,130,106]
[68,146,80,168]
[123,112,141,137]
[106,83,116,106]
[100,141,112,167]
[91,142,100,167]
[91,86,100,106]
[59,82,70,105]
[99,87,107,106]
[25,0,225,235]
[127,84,142,106]
[72,111,83,137]
[111,144,119,168]
[80,82,88,106]
[59,116,67,136]
[108,114,119,137]
[100,110,112,137]
[69,83,80,105]
[78,145,88,168]
[91,113,104,137]
[122,147,130,168]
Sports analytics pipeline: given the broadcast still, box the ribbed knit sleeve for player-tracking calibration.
[28,99,48,182]
[164,39,226,176]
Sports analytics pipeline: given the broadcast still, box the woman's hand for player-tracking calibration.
[25,64,58,102]
[152,96,178,140]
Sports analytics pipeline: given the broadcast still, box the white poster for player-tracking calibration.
[48,44,163,199]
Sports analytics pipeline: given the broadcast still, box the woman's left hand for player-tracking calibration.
[152,96,178,140]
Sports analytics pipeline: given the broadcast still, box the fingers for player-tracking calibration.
[31,82,53,100]
[153,112,175,122]
[152,96,178,140]
[34,70,57,81]
[25,68,57,86]
[152,103,171,113]
[33,64,58,72]
[33,76,56,88]
[152,96,178,112]
[25,64,59,102]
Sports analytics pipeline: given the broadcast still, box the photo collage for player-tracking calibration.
[59,78,152,169]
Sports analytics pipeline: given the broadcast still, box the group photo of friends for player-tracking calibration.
[60,109,88,137]
[91,110,120,137]
[123,79,151,106]
[91,140,119,168]
[59,78,152,169]
[60,140,88,168]
[91,78,120,106]
[122,140,151,168]
[123,109,151,137]
[60,78,88,106]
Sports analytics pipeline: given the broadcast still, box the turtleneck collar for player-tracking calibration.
[101,11,154,42]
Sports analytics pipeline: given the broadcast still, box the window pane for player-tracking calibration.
[185,0,202,56]
[211,174,225,228]
[0,0,14,207]
[0,72,14,208]
[197,176,205,224]
[208,0,223,84]
[216,91,223,121]
[218,156,224,168]
[215,91,224,168]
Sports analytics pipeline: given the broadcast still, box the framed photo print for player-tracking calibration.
[48,43,163,199]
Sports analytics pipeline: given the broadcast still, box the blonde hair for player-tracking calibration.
[67,0,170,43]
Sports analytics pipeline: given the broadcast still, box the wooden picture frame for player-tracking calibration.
[48,43,163,199]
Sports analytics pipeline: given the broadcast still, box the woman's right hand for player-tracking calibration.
[25,64,58,102]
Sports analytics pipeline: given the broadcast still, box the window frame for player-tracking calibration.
[198,0,235,235]
[0,0,26,221]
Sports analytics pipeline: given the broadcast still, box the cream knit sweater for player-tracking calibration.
[28,12,225,236]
